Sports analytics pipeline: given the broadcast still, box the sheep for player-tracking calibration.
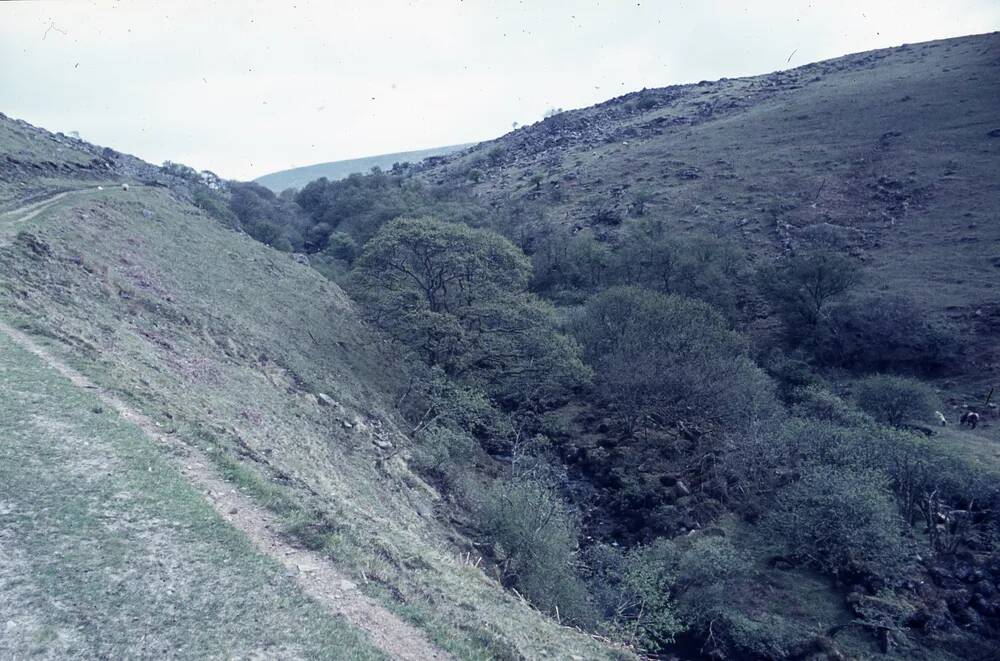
[935,411,947,426]
[121,183,130,191]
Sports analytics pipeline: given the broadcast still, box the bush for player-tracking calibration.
[757,250,859,346]
[766,466,910,580]
[573,286,777,433]
[477,478,594,624]
[853,374,937,428]
[587,540,682,649]
[790,384,871,427]
[587,536,749,653]
[815,293,962,374]
[351,217,588,404]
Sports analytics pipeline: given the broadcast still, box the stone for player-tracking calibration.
[316,393,335,407]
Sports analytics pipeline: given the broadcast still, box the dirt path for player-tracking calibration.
[0,189,100,246]
[0,320,452,661]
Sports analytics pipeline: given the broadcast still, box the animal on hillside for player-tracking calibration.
[935,411,947,426]
[960,411,980,429]
[121,183,130,191]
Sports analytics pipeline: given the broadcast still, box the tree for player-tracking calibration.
[572,286,776,433]
[853,374,937,428]
[351,217,588,403]
[757,250,859,345]
[815,293,962,374]
[766,466,910,580]
[477,477,594,623]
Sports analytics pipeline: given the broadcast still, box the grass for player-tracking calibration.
[0,330,385,659]
[0,124,619,658]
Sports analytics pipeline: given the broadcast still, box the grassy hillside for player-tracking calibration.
[417,32,1000,385]
[0,116,619,659]
[0,330,384,659]
[255,143,474,192]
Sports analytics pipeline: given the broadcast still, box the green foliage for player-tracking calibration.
[229,181,311,251]
[477,478,594,624]
[588,536,749,653]
[758,250,859,345]
[612,220,748,320]
[589,540,683,650]
[766,466,910,579]
[789,384,872,427]
[816,293,963,374]
[323,231,358,263]
[351,217,588,404]
[853,374,937,428]
[573,286,776,432]
[192,185,239,227]
[531,227,611,301]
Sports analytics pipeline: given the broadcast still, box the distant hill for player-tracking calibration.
[255,143,474,191]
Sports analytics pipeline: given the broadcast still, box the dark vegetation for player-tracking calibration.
[162,33,1000,659]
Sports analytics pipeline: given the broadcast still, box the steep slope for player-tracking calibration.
[417,32,1000,381]
[0,115,619,659]
[255,143,474,192]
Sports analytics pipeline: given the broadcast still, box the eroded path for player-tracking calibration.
[0,319,451,660]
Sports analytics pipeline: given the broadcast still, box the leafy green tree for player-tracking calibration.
[610,220,747,320]
[853,374,937,428]
[351,217,588,403]
[322,231,358,263]
[757,250,859,345]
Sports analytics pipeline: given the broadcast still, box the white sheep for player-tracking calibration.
[935,411,947,426]
[121,183,130,191]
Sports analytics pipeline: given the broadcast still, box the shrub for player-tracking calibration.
[573,286,777,433]
[815,293,962,374]
[477,478,594,624]
[790,384,871,427]
[766,466,910,580]
[852,374,937,428]
[588,536,749,653]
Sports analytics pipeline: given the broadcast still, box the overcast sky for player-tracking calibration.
[2,1,998,180]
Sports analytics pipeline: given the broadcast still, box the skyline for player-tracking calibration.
[2,1,998,180]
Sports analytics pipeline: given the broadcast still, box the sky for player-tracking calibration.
[2,1,998,181]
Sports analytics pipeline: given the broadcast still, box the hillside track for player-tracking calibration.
[0,319,453,661]
[0,187,102,245]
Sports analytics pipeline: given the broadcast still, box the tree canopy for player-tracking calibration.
[351,217,588,403]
